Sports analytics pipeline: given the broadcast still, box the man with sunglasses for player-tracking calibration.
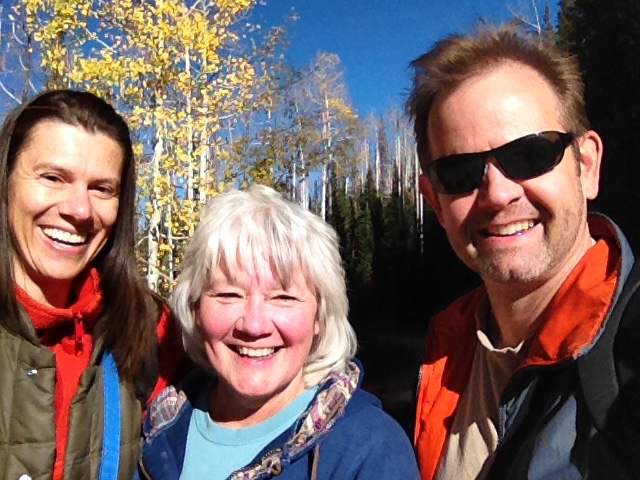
[408,23,640,480]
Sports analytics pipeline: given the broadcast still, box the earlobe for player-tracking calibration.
[577,130,603,200]
[419,174,445,225]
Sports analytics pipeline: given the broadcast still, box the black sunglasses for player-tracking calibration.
[426,131,576,195]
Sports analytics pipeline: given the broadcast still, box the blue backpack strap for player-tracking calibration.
[99,350,121,480]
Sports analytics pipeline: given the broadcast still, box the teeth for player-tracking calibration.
[43,228,87,245]
[236,346,275,358]
[487,220,535,236]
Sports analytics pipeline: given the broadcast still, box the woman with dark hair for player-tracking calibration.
[0,90,184,480]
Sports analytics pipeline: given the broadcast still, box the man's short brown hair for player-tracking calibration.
[407,22,589,172]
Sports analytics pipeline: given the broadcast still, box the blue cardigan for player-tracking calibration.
[136,362,420,479]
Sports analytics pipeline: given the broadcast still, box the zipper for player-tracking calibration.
[497,404,506,445]
[228,448,283,479]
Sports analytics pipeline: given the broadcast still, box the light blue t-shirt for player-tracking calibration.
[179,382,317,480]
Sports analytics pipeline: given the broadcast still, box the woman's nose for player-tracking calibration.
[58,185,94,223]
[236,296,273,337]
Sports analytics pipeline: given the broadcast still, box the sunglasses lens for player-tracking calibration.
[429,131,572,194]
[429,154,485,194]
[499,133,564,180]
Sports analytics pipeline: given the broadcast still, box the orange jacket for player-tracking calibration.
[415,216,622,479]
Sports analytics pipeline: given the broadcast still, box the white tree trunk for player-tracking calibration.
[321,163,328,220]
[185,46,195,202]
[165,170,174,286]
[146,131,164,291]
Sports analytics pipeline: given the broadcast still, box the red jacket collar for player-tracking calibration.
[428,216,621,368]
[522,216,621,367]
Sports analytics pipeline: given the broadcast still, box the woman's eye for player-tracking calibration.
[90,180,119,198]
[273,294,297,302]
[92,185,117,198]
[215,292,243,299]
[41,173,62,183]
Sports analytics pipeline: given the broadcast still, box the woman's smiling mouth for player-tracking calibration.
[234,346,277,358]
[43,227,88,245]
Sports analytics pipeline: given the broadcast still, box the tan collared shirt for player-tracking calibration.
[435,299,530,480]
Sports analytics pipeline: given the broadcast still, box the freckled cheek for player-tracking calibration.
[8,191,33,223]
[99,200,120,230]
[196,305,240,344]
[274,310,318,346]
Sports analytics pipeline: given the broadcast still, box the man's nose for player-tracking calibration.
[475,160,525,210]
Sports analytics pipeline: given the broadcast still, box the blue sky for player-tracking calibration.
[251,1,560,116]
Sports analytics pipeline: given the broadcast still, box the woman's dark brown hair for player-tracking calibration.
[0,89,158,384]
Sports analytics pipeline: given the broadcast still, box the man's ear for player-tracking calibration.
[577,130,603,201]
[419,173,445,225]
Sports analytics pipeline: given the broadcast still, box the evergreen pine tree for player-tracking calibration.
[558,0,640,247]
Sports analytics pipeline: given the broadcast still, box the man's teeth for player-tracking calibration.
[43,228,87,244]
[487,220,535,236]
[236,346,275,358]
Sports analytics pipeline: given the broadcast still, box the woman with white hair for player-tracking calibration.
[136,184,419,479]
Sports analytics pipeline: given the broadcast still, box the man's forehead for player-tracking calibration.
[426,62,564,153]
